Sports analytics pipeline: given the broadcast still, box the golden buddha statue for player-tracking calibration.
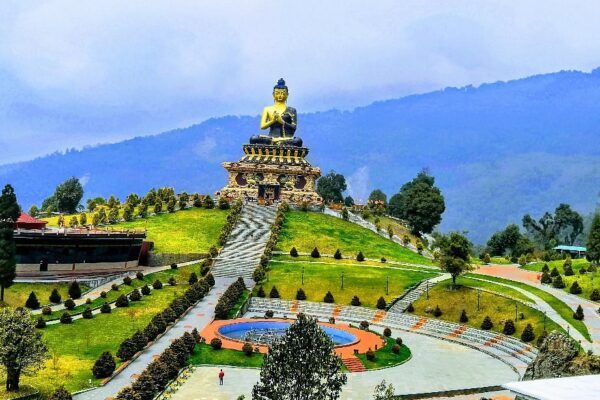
[250,78,303,147]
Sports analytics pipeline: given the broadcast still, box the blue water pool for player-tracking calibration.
[218,321,357,346]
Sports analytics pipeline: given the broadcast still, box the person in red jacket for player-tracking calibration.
[218,369,225,385]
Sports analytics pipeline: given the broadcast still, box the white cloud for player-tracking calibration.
[1,1,600,163]
[347,166,370,204]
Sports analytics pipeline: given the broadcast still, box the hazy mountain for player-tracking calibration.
[2,68,600,243]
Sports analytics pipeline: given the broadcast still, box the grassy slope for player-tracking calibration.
[454,276,533,304]
[278,211,434,265]
[523,259,599,301]
[273,255,436,272]
[2,282,90,309]
[412,281,562,346]
[257,261,437,308]
[467,273,591,342]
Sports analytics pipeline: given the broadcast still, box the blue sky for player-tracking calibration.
[1,1,600,164]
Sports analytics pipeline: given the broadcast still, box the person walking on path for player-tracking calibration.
[218,369,225,386]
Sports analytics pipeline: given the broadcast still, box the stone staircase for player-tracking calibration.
[211,203,277,279]
[387,278,440,314]
[342,356,366,372]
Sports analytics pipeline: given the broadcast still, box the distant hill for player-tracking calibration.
[2,68,600,243]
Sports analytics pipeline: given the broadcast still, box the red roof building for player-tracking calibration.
[16,213,48,230]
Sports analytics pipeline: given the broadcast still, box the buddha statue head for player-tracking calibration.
[273,78,289,103]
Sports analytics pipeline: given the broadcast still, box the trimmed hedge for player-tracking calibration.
[214,277,246,319]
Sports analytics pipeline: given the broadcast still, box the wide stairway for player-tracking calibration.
[211,203,277,279]
[387,278,440,314]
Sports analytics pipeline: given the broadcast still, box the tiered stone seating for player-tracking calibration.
[211,204,277,278]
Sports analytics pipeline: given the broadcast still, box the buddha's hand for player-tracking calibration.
[275,113,285,124]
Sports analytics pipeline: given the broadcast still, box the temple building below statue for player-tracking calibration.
[219,79,322,205]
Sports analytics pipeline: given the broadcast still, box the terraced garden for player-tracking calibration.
[277,211,434,265]
[522,259,599,301]
[256,260,438,308]
[1,281,90,309]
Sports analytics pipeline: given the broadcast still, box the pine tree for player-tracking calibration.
[351,295,361,306]
[459,309,468,323]
[377,297,387,310]
[290,247,298,257]
[573,305,585,320]
[570,281,582,295]
[503,319,516,335]
[257,286,266,298]
[552,275,566,289]
[521,324,535,342]
[296,288,307,301]
[323,291,334,303]
[333,249,342,259]
[68,280,82,299]
[311,247,320,258]
[550,266,560,277]
[0,185,19,302]
[25,292,40,309]
[590,289,600,302]
[49,288,62,304]
[269,286,280,299]
[481,316,493,330]
[356,251,365,262]
[252,314,346,400]
[540,271,552,284]
[92,351,116,378]
[588,213,600,264]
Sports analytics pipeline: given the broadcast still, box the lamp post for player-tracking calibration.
[477,289,480,311]
[341,272,344,290]
[386,275,389,296]
[515,303,518,321]
[426,280,429,300]
[301,267,304,285]
[543,311,547,330]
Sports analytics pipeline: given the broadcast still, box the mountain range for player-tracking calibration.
[2,68,600,243]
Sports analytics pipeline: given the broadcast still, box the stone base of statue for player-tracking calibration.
[219,142,322,205]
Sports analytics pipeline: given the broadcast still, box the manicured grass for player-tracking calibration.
[273,255,437,272]
[256,261,437,308]
[454,276,534,304]
[1,282,90,309]
[523,259,599,301]
[466,273,591,342]
[44,207,227,254]
[8,270,192,396]
[362,214,419,246]
[227,290,251,319]
[278,211,434,265]
[0,385,38,399]
[41,264,201,320]
[188,343,264,368]
[412,281,563,346]
[355,336,411,369]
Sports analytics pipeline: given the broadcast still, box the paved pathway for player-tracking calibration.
[74,278,234,400]
[170,325,517,400]
[475,265,600,353]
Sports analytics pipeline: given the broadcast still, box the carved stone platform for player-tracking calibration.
[219,143,322,205]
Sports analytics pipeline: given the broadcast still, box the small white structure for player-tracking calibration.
[503,375,600,399]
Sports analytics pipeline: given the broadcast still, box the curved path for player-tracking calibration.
[170,326,517,400]
[475,264,600,353]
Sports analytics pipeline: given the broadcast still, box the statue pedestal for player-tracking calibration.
[219,143,322,205]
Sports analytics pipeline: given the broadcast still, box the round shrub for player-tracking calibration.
[101,302,112,313]
[406,302,414,313]
[115,294,129,308]
[116,339,138,361]
[210,338,223,350]
[334,249,342,260]
[35,316,46,329]
[296,288,307,300]
[311,247,320,258]
[92,351,116,379]
[188,272,198,285]
[136,271,144,280]
[391,344,400,354]
[257,286,266,298]
[269,286,280,299]
[25,292,41,309]
[168,277,177,286]
[129,289,141,302]
[42,306,52,316]
[356,251,365,262]
[64,298,76,310]
[153,279,163,290]
[111,284,119,291]
[376,297,387,310]
[323,291,334,303]
[459,309,469,323]
[351,295,361,306]
[265,310,274,318]
[433,305,442,317]
[48,387,72,400]
[68,280,82,300]
[49,288,62,304]
[206,272,215,286]
[481,316,493,330]
[242,342,253,356]
[503,319,516,335]
[290,247,298,257]
[82,307,93,319]
[521,324,535,342]
[570,281,582,295]
[395,337,403,346]
[171,263,178,269]
[141,285,151,295]
[86,298,92,305]
[383,327,392,337]
[360,320,369,330]
[123,276,133,286]
[366,349,375,361]
[380,257,387,263]
[573,305,585,320]
[60,312,72,324]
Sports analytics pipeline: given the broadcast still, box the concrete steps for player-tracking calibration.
[342,356,366,372]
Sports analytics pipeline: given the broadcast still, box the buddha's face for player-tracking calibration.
[273,88,288,102]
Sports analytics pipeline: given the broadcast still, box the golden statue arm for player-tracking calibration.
[260,108,278,130]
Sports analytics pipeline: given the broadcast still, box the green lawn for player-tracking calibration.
[453,276,534,304]
[6,277,191,395]
[355,336,411,370]
[188,343,264,368]
[273,255,437,272]
[466,273,591,342]
[1,282,90,309]
[257,261,438,308]
[41,264,201,320]
[412,281,563,346]
[361,214,420,246]
[522,259,599,301]
[278,211,434,265]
